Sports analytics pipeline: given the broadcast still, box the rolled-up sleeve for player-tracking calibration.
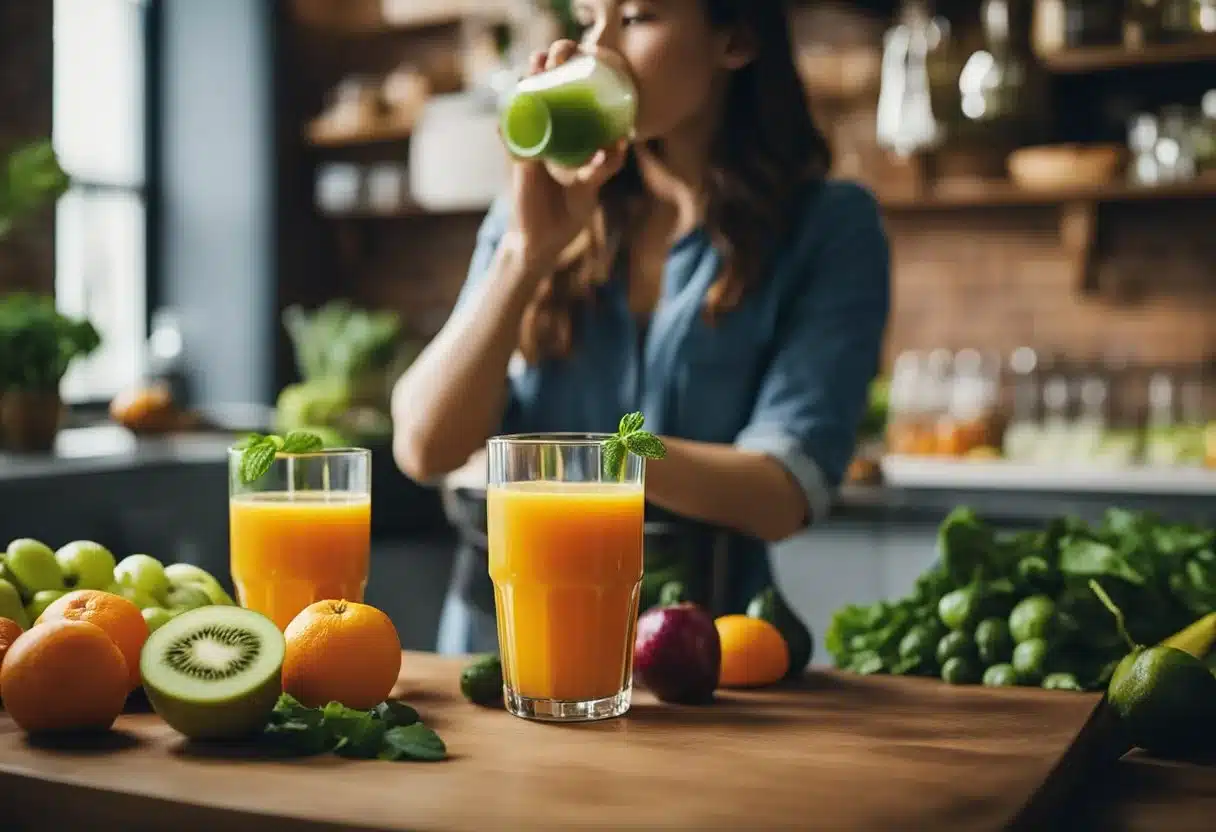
[734,183,891,528]
[447,196,524,436]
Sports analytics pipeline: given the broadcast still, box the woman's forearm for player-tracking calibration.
[643,438,810,543]
[391,234,546,481]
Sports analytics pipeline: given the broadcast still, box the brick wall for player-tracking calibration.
[0,0,55,295]
[885,200,1216,367]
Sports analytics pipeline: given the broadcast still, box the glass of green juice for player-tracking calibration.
[499,52,637,169]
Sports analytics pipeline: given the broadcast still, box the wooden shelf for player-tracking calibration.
[322,203,489,219]
[307,123,414,148]
[1040,38,1216,74]
[881,177,1216,211]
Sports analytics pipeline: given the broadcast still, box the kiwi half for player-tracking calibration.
[141,605,285,741]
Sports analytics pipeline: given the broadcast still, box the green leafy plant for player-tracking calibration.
[602,412,667,480]
[0,139,69,240]
[263,693,446,762]
[0,293,101,392]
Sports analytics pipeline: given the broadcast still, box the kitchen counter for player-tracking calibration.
[1,652,1213,831]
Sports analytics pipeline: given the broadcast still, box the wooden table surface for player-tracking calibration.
[1,652,1214,831]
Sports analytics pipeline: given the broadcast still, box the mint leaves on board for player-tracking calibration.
[262,693,446,762]
[234,430,325,485]
[602,412,667,480]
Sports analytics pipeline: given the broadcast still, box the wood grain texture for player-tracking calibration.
[0,652,1212,831]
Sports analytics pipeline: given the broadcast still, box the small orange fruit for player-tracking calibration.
[0,616,24,701]
[37,590,149,691]
[715,614,790,688]
[0,619,129,733]
[282,600,402,709]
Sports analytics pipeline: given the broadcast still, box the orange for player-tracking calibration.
[0,619,129,733]
[0,617,24,701]
[715,615,790,688]
[282,600,402,709]
[37,590,149,691]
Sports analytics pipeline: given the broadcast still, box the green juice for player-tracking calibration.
[500,54,637,169]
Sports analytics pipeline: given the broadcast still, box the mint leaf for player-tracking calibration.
[232,432,264,451]
[282,430,324,454]
[380,723,447,762]
[240,439,278,485]
[623,432,666,460]
[618,412,645,436]
[602,436,627,481]
[334,715,387,760]
[270,693,320,725]
[375,700,420,728]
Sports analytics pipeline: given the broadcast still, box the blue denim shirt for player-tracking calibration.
[438,179,891,654]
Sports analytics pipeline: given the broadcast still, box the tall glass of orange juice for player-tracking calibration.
[228,446,371,630]
[487,434,645,722]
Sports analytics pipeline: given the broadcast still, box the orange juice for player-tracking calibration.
[230,492,371,630]
[488,481,644,702]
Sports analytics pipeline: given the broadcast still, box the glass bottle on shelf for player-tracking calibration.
[1128,113,1161,186]
[1143,372,1179,466]
[944,348,997,457]
[1195,90,1216,174]
[877,0,951,157]
[1035,373,1073,466]
[1177,377,1207,467]
[1124,0,1163,49]
[1070,375,1110,465]
[925,348,957,455]
[1156,105,1199,183]
[1002,347,1041,463]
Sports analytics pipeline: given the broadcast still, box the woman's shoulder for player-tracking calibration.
[791,179,884,243]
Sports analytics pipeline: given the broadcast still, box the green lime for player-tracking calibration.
[460,654,504,707]
[1107,645,1216,757]
[1012,638,1050,685]
[983,663,1018,687]
[941,656,979,685]
[1009,595,1057,644]
[936,631,977,667]
[1042,672,1083,691]
[938,586,981,631]
[975,617,1013,665]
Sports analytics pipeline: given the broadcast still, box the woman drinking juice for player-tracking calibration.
[391,0,891,703]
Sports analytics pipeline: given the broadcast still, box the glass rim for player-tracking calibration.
[226,445,372,459]
[487,433,611,447]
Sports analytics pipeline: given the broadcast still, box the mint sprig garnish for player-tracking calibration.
[602,411,667,480]
[235,430,325,484]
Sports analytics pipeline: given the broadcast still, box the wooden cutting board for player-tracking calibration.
[0,652,1204,831]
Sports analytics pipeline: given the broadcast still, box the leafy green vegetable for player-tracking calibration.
[827,506,1214,692]
[262,693,444,762]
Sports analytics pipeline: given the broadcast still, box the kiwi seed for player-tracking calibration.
[163,624,261,680]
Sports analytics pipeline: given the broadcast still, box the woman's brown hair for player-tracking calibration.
[519,0,832,363]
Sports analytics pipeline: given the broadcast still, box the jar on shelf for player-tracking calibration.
[1156,105,1199,183]
[1069,375,1110,465]
[945,348,1001,456]
[1034,373,1073,466]
[1159,0,1196,40]
[1196,0,1216,34]
[1177,376,1207,467]
[1124,0,1163,49]
[1002,347,1042,463]
[1195,90,1216,174]
[886,350,937,456]
[1143,372,1179,466]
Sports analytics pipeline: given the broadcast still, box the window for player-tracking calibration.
[52,0,149,403]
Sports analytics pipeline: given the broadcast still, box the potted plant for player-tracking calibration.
[0,293,101,451]
[0,139,100,452]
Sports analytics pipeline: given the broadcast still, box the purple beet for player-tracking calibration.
[634,603,721,704]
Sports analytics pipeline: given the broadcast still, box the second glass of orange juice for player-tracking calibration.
[228,446,371,630]
[487,434,644,722]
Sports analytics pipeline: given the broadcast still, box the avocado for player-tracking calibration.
[747,586,814,679]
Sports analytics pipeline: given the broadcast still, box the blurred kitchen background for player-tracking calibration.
[1,0,1214,652]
